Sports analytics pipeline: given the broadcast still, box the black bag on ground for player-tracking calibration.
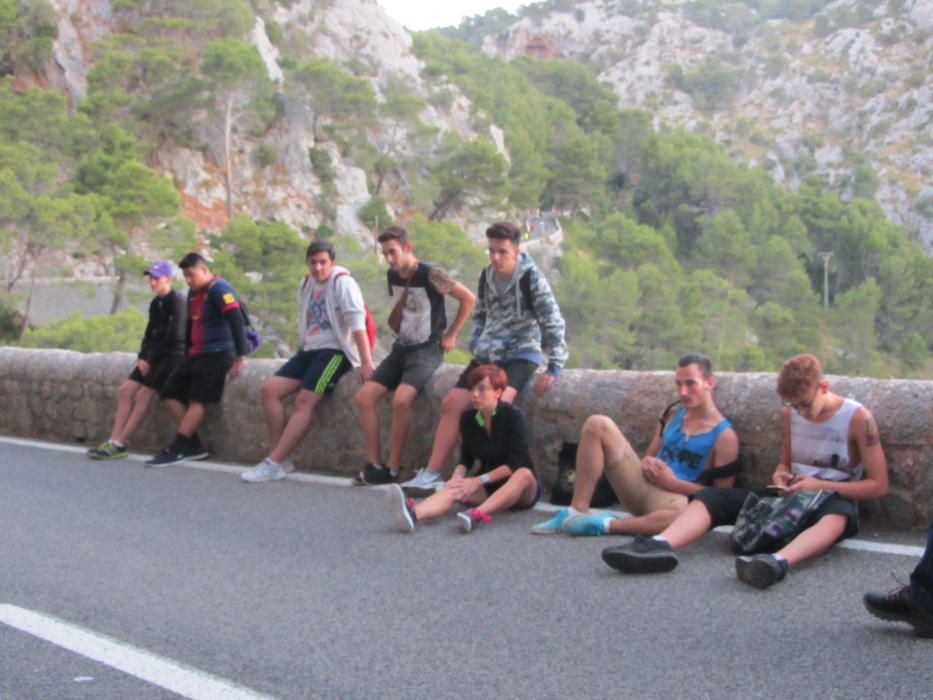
[549,442,618,508]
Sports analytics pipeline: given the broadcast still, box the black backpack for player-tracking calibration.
[477,268,536,317]
[549,442,618,508]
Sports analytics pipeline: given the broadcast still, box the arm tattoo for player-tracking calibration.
[864,416,880,447]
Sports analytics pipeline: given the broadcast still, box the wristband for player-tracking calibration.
[480,474,491,485]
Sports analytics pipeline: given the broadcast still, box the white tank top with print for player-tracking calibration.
[790,398,864,482]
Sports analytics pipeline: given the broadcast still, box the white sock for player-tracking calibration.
[389,468,398,477]
[265,457,281,468]
[652,535,669,544]
[566,506,582,517]
[111,439,124,448]
[773,554,787,563]
[603,518,614,534]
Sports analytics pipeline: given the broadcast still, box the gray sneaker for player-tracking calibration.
[241,458,287,483]
[386,484,416,533]
[282,456,295,473]
[401,468,444,494]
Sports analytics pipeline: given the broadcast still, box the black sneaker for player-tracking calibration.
[185,434,209,461]
[864,585,933,638]
[735,554,788,589]
[601,535,679,574]
[146,447,187,468]
[356,462,398,485]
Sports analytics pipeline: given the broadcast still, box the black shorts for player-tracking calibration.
[455,358,538,392]
[160,353,236,405]
[275,348,351,395]
[371,343,443,392]
[129,356,182,391]
[692,487,860,540]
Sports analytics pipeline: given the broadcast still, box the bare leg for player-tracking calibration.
[261,376,302,448]
[110,380,142,439]
[177,401,206,437]
[608,502,688,536]
[268,389,324,464]
[424,388,472,472]
[499,387,518,403]
[354,381,389,465]
[413,487,462,522]
[476,468,538,516]
[164,398,186,426]
[570,415,638,513]
[386,384,417,470]
[650,499,714,549]
[113,386,156,444]
[776,514,848,566]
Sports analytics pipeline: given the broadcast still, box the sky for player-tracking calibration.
[377,1,526,31]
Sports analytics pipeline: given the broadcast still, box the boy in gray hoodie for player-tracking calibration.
[242,240,374,482]
[402,221,568,492]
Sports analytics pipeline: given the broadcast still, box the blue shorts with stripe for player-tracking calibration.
[275,348,351,395]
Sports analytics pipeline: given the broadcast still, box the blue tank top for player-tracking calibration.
[656,408,732,482]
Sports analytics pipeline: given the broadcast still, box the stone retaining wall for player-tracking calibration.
[1,347,930,527]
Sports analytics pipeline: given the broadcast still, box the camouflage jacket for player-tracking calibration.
[469,252,568,375]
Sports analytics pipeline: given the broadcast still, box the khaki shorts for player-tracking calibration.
[605,445,685,515]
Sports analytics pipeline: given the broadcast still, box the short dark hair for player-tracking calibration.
[485,221,522,245]
[306,240,335,261]
[377,225,410,246]
[678,353,712,378]
[178,252,209,270]
[466,364,508,392]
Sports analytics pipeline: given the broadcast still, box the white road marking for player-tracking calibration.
[1,435,925,557]
[0,604,276,700]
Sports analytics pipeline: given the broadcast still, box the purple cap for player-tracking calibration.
[144,260,173,278]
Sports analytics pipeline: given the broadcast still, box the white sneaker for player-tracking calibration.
[400,468,444,492]
[241,458,287,483]
[282,456,295,473]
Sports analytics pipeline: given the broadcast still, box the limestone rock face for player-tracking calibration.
[41,0,485,244]
[2,347,930,527]
[482,0,933,252]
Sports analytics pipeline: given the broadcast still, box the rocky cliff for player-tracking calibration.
[41,0,491,244]
[477,0,932,252]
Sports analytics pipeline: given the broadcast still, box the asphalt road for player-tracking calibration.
[1,440,931,699]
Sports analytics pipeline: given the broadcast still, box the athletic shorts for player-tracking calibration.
[129,356,182,391]
[692,487,860,540]
[370,342,443,392]
[455,358,538,392]
[160,353,236,405]
[275,348,351,395]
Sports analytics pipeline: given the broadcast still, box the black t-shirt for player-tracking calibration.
[138,290,186,363]
[387,262,455,347]
[458,401,535,479]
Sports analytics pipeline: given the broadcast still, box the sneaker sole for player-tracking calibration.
[601,548,678,574]
[187,451,209,461]
[89,453,128,461]
[457,511,473,533]
[241,471,286,483]
[386,485,414,533]
[530,526,565,535]
[735,557,779,589]
[145,457,186,468]
[863,599,933,637]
